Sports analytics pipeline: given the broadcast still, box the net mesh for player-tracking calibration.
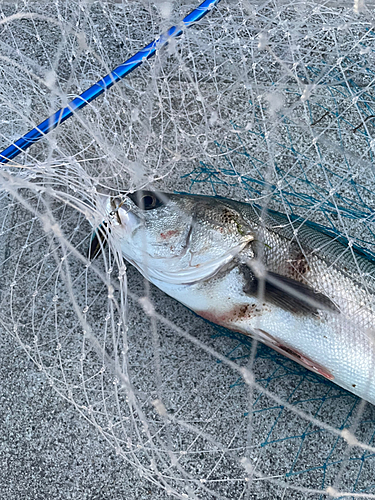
[1,0,375,498]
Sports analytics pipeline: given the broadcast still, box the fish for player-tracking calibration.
[90,190,375,405]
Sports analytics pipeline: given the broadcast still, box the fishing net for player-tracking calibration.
[1,0,375,498]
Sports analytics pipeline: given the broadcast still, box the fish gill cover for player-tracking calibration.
[1,0,375,498]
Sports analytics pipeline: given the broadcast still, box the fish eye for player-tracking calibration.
[128,190,165,211]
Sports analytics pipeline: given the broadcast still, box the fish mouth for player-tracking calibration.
[88,195,141,260]
[88,222,109,260]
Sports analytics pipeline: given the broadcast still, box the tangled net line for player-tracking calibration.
[1,0,375,498]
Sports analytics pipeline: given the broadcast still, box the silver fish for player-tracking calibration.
[91,190,375,405]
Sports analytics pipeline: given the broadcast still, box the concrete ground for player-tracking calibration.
[2,1,375,499]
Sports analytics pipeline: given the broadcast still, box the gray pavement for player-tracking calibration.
[2,1,375,499]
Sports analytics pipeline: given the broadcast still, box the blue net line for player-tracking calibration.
[211,327,374,499]
[182,53,375,499]
[183,54,375,253]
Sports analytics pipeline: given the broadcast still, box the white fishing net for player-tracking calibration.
[1,0,375,498]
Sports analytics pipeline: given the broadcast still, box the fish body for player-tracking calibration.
[94,191,375,404]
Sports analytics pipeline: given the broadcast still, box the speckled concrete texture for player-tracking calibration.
[2,1,375,499]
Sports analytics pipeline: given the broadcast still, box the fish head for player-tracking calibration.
[99,191,255,284]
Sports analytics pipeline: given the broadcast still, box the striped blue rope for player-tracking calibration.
[0,0,221,164]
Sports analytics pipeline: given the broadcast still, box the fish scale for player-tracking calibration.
[92,190,375,405]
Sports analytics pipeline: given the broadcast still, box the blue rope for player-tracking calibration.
[0,0,221,164]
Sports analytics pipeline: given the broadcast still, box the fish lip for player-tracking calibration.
[101,196,142,233]
[88,222,109,260]
[116,207,142,236]
[89,195,142,257]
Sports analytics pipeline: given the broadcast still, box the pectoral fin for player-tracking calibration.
[242,266,338,315]
[88,223,109,260]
